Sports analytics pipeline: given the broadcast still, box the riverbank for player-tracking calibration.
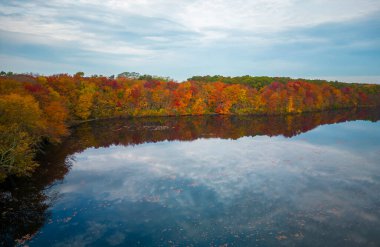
[1,73,380,181]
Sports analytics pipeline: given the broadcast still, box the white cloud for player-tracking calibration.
[1,0,379,78]
[0,1,157,56]
[97,0,380,32]
[1,0,379,47]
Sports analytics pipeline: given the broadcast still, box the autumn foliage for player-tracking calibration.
[1,73,380,181]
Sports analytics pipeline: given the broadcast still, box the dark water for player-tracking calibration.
[1,108,380,247]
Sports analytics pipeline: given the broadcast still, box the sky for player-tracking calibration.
[0,0,380,82]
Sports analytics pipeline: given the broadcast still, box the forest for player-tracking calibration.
[1,72,380,181]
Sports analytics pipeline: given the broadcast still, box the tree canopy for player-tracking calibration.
[1,72,379,181]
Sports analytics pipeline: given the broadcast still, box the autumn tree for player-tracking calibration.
[0,94,46,181]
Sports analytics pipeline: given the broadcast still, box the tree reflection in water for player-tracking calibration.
[1,107,379,246]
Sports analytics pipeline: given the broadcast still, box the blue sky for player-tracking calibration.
[0,0,380,82]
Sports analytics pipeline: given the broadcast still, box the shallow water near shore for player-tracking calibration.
[1,108,380,246]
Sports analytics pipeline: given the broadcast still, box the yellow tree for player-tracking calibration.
[75,83,96,120]
[0,93,46,180]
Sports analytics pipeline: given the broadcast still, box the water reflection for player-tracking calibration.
[1,108,380,246]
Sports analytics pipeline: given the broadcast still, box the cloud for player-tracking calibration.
[0,0,379,79]
[3,0,379,43]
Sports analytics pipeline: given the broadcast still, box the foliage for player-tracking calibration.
[0,72,380,181]
[0,125,38,181]
[0,94,46,180]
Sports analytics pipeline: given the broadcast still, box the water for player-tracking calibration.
[1,109,380,246]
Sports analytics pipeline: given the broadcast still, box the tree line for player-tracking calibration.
[1,72,380,181]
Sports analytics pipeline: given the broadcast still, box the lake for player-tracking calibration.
[1,108,380,247]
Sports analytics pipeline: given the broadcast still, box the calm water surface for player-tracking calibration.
[1,109,380,246]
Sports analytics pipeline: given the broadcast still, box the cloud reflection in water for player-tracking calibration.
[23,116,380,246]
[69,136,371,204]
